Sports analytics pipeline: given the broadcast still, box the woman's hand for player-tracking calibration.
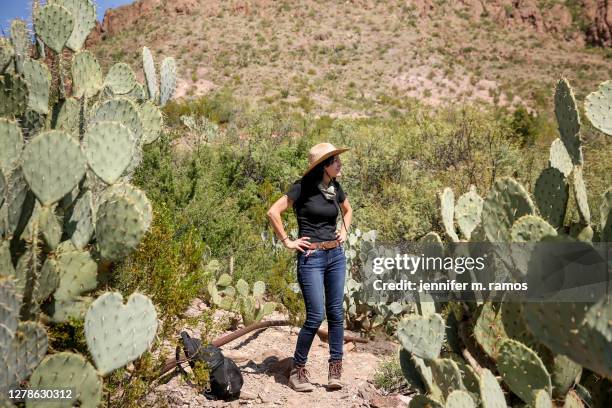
[335,229,347,244]
[285,236,311,252]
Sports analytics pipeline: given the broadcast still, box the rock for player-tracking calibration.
[357,382,378,401]
[258,392,274,403]
[239,390,257,400]
[397,395,413,405]
[345,342,357,352]
[259,349,283,362]
[369,394,406,408]
[584,0,612,46]
[224,350,251,363]
[543,3,574,36]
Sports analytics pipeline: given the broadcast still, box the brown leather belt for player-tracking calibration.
[306,240,341,250]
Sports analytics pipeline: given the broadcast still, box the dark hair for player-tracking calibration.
[302,155,336,191]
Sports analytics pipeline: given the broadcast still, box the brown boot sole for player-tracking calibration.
[327,380,342,390]
[289,383,314,392]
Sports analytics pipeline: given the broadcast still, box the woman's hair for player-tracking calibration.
[301,155,336,193]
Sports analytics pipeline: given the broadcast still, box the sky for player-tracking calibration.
[1,0,134,35]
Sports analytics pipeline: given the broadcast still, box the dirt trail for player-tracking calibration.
[148,299,409,407]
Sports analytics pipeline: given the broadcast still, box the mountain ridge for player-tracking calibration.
[88,0,611,116]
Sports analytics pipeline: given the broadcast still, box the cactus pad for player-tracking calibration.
[431,358,465,398]
[34,4,74,53]
[549,354,582,397]
[52,0,96,51]
[479,369,506,408]
[10,20,29,59]
[399,348,426,394]
[0,119,23,175]
[54,97,80,136]
[413,356,444,400]
[0,39,14,74]
[0,74,29,117]
[441,187,459,241]
[446,390,475,408]
[452,357,479,395]
[142,46,158,101]
[584,80,612,136]
[54,249,97,301]
[549,138,573,177]
[4,321,48,384]
[510,215,557,242]
[39,205,62,249]
[85,292,158,375]
[84,122,135,184]
[408,395,444,408]
[160,57,177,106]
[101,183,152,231]
[396,313,445,360]
[95,194,148,260]
[474,302,507,359]
[72,51,103,98]
[534,167,568,229]
[0,279,20,353]
[455,186,483,240]
[572,166,590,224]
[497,339,551,404]
[534,389,553,408]
[482,178,535,242]
[44,296,93,323]
[104,63,138,95]
[124,82,146,102]
[66,190,94,248]
[21,130,87,205]
[90,98,143,142]
[22,59,51,114]
[601,189,612,242]
[5,168,30,236]
[140,101,163,144]
[36,258,60,302]
[236,279,249,297]
[554,78,582,165]
[253,281,265,297]
[27,352,102,408]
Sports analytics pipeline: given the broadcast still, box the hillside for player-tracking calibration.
[89,0,611,117]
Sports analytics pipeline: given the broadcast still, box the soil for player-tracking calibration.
[147,298,410,408]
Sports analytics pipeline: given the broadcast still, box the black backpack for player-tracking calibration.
[179,331,243,400]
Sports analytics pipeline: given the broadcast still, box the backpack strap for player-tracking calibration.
[332,181,348,235]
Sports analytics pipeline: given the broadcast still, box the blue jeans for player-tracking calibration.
[293,246,346,365]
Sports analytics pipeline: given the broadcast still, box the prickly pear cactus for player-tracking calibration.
[399,77,612,407]
[0,0,177,401]
[396,313,445,360]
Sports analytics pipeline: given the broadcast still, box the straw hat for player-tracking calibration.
[303,142,350,176]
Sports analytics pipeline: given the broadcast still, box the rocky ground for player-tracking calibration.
[146,298,411,408]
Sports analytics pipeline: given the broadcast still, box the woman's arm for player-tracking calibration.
[266,195,311,252]
[336,197,353,243]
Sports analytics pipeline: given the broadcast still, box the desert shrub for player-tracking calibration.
[135,92,609,308]
[374,355,410,395]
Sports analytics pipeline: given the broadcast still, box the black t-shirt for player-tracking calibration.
[285,178,346,243]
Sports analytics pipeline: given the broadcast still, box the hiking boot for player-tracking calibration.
[328,360,343,390]
[288,362,314,392]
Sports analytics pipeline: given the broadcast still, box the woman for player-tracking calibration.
[267,142,353,392]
